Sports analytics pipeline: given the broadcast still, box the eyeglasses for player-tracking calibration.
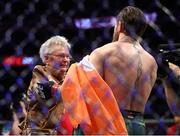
[47,53,71,60]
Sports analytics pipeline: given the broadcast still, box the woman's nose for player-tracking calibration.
[62,56,70,63]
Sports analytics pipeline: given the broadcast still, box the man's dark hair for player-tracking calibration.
[117,6,147,39]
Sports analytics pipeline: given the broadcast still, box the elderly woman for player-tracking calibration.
[19,35,73,135]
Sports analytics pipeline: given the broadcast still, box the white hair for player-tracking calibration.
[39,35,71,63]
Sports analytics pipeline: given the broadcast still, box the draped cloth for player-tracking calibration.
[61,56,127,135]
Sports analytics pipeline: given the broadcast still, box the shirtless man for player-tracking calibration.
[89,6,157,134]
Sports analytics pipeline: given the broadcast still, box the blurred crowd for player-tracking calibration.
[0,0,179,134]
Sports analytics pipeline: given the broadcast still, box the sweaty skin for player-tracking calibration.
[89,41,157,113]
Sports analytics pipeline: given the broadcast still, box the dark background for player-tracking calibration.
[0,0,179,134]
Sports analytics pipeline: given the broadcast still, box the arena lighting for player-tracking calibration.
[74,12,157,29]
[159,43,180,49]
[3,56,34,66]
[75,16,116,29]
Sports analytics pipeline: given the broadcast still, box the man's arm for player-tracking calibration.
[162,79,180,116]
[169,62,180,76]
[162,63,180,116]
[150,59,158,87]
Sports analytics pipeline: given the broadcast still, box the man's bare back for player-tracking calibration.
[89,41,157,113]
[89,6,157,134]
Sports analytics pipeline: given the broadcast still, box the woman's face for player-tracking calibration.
[45,44,70,79]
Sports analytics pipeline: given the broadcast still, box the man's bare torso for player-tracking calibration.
[89,41,157,113]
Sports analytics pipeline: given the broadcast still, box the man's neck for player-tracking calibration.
[118,34,137,43]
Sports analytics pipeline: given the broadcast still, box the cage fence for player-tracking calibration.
[0,0,179,135]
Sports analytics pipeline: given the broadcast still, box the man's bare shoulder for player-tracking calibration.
[89,43,115,76]
[144,51,157,66]
[90,42,116,57]
[141,50,158,74]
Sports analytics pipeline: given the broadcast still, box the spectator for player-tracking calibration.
[18,35,73,135]
[161,62,180,135]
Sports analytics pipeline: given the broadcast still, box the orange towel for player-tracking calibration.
[61,56,127,135]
